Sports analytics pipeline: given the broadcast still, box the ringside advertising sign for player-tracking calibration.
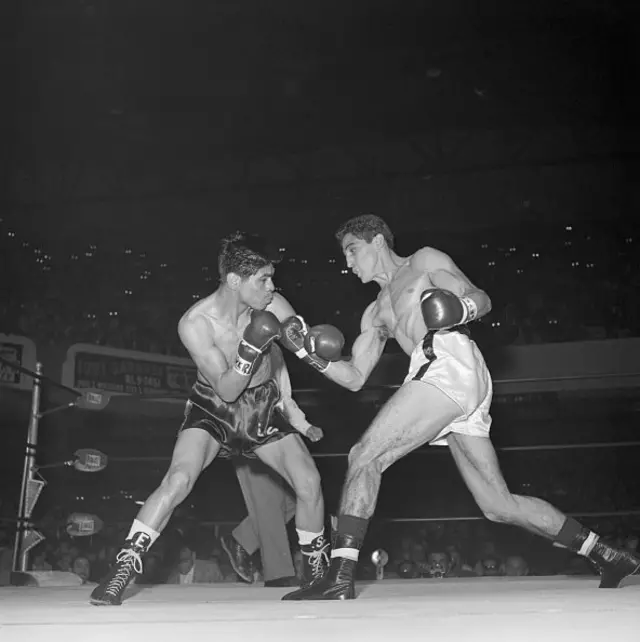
[61,344,197,401]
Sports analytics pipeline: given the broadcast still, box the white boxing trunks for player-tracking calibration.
[403,328,493,446]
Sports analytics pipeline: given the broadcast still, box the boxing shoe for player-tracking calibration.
[282,534,357,601]
[589,540,640,588]
[281,533,331,600]
[220,533,254,583]
[90,533,150,606]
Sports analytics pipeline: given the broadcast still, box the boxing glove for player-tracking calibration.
[420,288,478,331]
[280,316,343,373]
[304,324,345,361]
[234,310,281,377]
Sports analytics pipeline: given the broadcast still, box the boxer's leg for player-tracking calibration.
[136,427,220,533]
[90,428,219,605]
[255,434,323,533]
[339,382,462,520]
[449,433,640,588]
[448,433,565,538]
[283,381,462,600]
[256,435,327,586]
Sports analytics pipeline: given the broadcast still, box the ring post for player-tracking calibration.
[12,362,44,573]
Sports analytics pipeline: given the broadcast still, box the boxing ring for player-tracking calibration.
[1,576,640,641]
[1,354,640,642]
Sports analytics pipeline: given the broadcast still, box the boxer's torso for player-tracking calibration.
[181,293,274,388]
[369,253,434,356]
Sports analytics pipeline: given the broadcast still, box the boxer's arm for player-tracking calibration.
[412,247,492,319]
[322,302,387,392]
[272,344,312,435]
[178,316,252,403]
[266,292,297,322]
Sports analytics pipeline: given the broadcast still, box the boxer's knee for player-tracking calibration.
[347,442,384,474]
[161,466,196,504]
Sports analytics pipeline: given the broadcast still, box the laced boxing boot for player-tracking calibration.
[589,540,640,588]
[90,532,150,606]
[556,518,640,589]
[282,533,358,601]
[281,533,331,600]
[220,533,254,583]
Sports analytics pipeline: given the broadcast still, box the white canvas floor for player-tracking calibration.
[1,576,639,642]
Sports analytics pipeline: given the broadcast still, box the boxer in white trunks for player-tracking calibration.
[280,214,640,600]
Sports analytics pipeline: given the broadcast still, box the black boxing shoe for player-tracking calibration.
[220,534,254,583]
[588,540,640,588]
[283,556,357,601]
[282,534,358,601]
[281,533,330,600]
[300,534,330,585]
[90,533,150,606]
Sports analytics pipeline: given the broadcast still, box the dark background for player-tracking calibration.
[3,0,638,253]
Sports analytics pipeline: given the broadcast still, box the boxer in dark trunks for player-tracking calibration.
[90,233,333,605]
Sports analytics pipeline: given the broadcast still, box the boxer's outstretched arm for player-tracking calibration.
[323,302,387,392]
[412,247,492,319]
[178,316,251,403]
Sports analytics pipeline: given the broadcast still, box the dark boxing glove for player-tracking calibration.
[280,316,344,373]
[304,324,345,361]
[234,310,281,377]
[420,288,478,331]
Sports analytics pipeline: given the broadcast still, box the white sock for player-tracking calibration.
[297,529,323,546]
[127,519,160,547]
[332,548,359,562]
[577,531,599,557]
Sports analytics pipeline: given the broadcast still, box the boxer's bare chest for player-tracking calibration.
[372,260,434,353]
[201,310,273,385]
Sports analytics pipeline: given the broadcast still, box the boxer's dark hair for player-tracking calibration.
[335,214,395,250]
[218,231,281,280]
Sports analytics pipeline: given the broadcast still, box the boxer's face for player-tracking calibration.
[237,265,276,310]
[341,233,378,283]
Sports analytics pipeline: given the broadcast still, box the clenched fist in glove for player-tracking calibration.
[234,310,281,377]
[280,316,345,373]
[420,288,478,331]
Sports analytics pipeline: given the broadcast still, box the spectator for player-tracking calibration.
[503,555,529,577]
[72,556,92,584]
[166,545,225,584]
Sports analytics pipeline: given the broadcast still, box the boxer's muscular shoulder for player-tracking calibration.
[178,310,216,351]
[410,246,452,272]
[179,297,228,350]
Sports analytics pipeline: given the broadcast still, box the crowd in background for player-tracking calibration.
[2,217,638,355]
[2,512,639,587]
